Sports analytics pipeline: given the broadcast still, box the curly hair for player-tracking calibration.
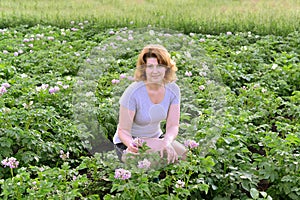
[134,44,177,83]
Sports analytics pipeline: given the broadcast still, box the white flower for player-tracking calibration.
[271,64,278,70]
[199,71,207,77]
[85,92,94,97]
[149,30,155,36]
[199,85,205,91]
[175,180,185,188]
[20,74,28,78]
[241,46,247,51]
[253,83,260,89]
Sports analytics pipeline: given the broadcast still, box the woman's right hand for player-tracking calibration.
[126,142,139,154]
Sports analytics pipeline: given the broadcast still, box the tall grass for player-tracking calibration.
[0,0,299,35]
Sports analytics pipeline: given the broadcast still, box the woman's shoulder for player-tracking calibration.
[124,81,144,94]
[166,81,180,91]
[127,81,144,89]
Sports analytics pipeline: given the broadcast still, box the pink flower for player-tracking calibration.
[49,86,60,94]
[3,50,9,54]
[184,139,199,149]
[185,71,192,77]
[175,180,185,188]
[199,38,205,42]
[120,74,126,79]
[114,168,131,180]
[1,157,19,168]
[0,86,7,96]
[226,31,232,35]
[71,28,78,32]
[14,52,18,56]
[111,79,120,84]
[132,137,145,147]
[137,158,151,169]
[2,83,10,88]
[47,36,54,41]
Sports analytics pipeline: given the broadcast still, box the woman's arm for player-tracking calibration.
[118,105,138,153]
[164,104,180,145]
[158,103,180,163]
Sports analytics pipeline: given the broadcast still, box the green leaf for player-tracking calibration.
[250,188,259,199]
[260,191,267,198]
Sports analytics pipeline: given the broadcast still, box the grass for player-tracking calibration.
[0,0,299,35]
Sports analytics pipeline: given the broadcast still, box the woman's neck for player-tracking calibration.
[144,81,164,91]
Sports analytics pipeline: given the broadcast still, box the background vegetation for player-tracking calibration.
[0,0,299,35]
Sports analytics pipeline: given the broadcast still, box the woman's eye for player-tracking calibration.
[146,64,165,69]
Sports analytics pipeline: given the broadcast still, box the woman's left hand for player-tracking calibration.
[160,142,178,164]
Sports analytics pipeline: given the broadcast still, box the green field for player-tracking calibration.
[1,0,300,35]
[0,0,299,199]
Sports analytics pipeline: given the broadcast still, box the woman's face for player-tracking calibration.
[145,57,166,84]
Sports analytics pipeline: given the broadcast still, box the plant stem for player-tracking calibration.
[10,168,14,177]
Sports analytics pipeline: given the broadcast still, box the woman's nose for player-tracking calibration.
[152,66,159,72]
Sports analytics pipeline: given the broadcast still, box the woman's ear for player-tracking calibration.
[165,67,170,74]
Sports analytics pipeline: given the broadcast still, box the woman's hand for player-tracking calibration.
[141,138,178,164]
[160,143,178,164]
[126,142,139,154]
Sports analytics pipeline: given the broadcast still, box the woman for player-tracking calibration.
[113,44,186,164]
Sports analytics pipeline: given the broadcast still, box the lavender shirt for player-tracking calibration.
[113,81,180,144]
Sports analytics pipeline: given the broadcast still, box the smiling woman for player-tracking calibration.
[113,44,187,165]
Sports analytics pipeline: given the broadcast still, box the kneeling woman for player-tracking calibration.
[113,44,187,164]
